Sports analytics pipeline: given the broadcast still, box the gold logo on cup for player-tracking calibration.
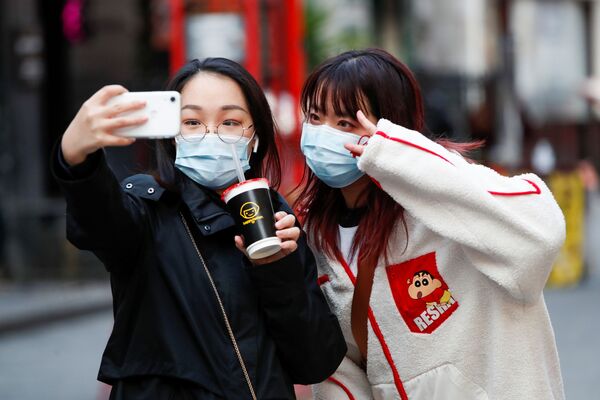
[240,202,263,225]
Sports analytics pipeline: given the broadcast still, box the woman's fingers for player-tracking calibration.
[98,134,137,148]
[96,114,148,132]
[276,226,300,242]
[245,211,300,264]
[278,239,298,255]
[251,239,298,265]
[274,211,295,230]
[92,85,128,104]
[274,211,300,246]
[234,235,246,253]
[274,210,288,220]
[356,110,377,136]
[274,212,300,257]
[88,116,146,149]
[103,99,147,119]
[344,142,365,157]
[344,110,375,157]
[61,85,138,166]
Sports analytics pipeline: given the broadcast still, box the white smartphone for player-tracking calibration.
[106,91,181,138]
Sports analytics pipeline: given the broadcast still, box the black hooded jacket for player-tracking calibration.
[52,148,346,399]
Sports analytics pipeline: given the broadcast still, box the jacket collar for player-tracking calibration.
[178,176,236,235]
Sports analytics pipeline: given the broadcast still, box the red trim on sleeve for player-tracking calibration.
[487,179,541,196]
[375,131,454,166]
[336,256,409,400]
[327,376,356,400]
[376,131,542,198]
[317,274,330,286]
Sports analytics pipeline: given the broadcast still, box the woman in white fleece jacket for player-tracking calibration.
[296,48,566,400]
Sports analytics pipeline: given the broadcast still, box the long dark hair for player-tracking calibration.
[154,58,281,191]
[295,48,478,272]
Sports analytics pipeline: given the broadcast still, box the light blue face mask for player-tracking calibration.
[175,135,253,190]
[300,122,365,188]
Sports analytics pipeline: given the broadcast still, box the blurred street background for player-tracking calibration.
[1,0,600,399]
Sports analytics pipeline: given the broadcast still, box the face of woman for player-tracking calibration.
[306,95,377,137]
[173,72,259,192]
[179,72,256,146]
[300,93,378,196]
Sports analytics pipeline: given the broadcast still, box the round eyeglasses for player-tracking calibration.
[179,121,254,144]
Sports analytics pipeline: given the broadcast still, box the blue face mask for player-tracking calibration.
[300,123,365,188]
[175,135,253,190]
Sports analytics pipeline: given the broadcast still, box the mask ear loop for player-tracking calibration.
[246,133,259,165]
[357,135,369,146]
[349,135,369,158]
[246,125,258,153]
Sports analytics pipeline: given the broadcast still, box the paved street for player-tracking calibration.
[544,273,600,400]
[0,310,112,400]
[0,275,597,400]
[0,309,311,400]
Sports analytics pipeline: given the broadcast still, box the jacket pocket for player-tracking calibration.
[402,363,488,400]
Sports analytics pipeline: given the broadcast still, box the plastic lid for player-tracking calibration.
[222,178,270,203]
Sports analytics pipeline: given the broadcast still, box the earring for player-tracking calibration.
[253,137,259,153]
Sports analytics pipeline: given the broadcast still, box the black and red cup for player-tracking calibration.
[222,178,282,260]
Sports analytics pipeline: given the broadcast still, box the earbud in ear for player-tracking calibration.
[253,137,259,153]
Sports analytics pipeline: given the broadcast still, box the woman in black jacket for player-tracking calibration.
[52,58,346,399]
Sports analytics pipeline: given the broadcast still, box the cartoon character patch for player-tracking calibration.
[386,252,458,334]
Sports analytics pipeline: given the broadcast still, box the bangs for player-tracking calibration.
[302,65,372,118]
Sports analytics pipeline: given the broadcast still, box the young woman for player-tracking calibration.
[296,48,566,400]
[52,58,346,399]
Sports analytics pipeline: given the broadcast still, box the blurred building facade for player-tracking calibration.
[1,0,177,281]
[0,0,308,281]
[0,0,598,282]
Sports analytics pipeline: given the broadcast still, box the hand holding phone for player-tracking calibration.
[106,91,181,139]
[61,86,182,167]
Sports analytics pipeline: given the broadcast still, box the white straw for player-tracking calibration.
[229,143,246,183]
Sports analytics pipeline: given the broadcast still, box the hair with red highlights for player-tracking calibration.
[295,48,480,272]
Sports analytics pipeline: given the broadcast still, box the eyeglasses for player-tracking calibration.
[179,121,254,144]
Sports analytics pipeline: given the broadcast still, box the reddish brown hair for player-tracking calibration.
[295,48,480,272]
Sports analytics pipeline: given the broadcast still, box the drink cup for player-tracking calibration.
[222,178,282,260]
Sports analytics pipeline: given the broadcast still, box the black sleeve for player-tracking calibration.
[56,144,102,179]
[245,196,346,384]
[51,141,145,271]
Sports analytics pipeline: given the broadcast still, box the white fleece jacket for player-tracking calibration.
[312,119,566,400]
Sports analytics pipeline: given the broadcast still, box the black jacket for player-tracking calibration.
[52,148,346,399]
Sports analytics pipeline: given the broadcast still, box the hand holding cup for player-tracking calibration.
[235,211,300,265]
[223,178,289,263]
